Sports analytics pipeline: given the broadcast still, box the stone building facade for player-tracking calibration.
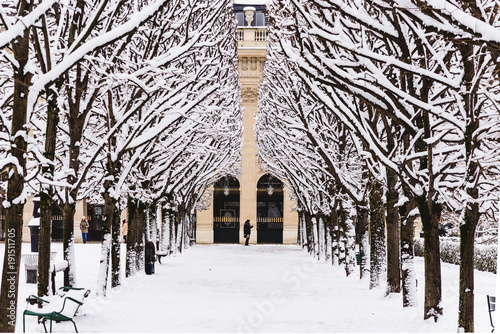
[195,2,299,245]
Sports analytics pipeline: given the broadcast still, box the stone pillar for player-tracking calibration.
[283,186,298,244]
[196,186,214,244]
[74,199,86,243]
[240,91,259,244]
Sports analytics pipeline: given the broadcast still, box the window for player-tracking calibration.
[236,12,245,27]
[254,12,266,26]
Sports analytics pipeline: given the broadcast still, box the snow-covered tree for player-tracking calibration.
[67,0,241,295]
[265,0,499,327]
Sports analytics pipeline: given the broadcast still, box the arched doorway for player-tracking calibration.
[257,174,283,243]
[213,176,240,243]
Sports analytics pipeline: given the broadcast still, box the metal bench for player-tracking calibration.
[23,287,90,333]
[488,295,495,333]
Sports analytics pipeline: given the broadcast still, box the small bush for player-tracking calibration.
[413,238,497,273]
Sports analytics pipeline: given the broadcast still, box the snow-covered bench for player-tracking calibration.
[156,251,168,264]
[488,295,495,333]
[23,287,90,333]
[50,260,69,295]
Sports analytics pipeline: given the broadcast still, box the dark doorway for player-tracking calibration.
[87,204,104,242]
[213,176,240,243]
[51,204,63,241]
[257,174,284,244]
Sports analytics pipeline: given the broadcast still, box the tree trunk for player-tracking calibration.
[386,168,401,294]
[176,211,183,253]
[39,94,58,295]
[325,217,332,262]
[417,196,443,320]
[97,187,115,296]
[338,200,355,276]
[311,216,319,260]
[145,206,150,241]
[38,192,52,298]
[0,198,24,332]
[62,202,76,287]
[97,233,111,296]
[0,8,32,329]
[330,210,339,266]
[169,210,176,256]
[136,202,146,271]
[369,177,386,289]
[459,207,477,332]
[160,207,171,253]
[183,212,189,250]
[126,198,138,278]
[318,216,326,261]
[305,213,313,255]
[344,215,356,277]
[111,205,121,288]
[399,196,417,307]
[298,212,305,247]
[356,204,370,280]
[457,41,480,333]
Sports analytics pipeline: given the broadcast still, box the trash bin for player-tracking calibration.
[28,218,40,253]
[22,251,57,284]
[145,241,156,275]
[22,254,38,283]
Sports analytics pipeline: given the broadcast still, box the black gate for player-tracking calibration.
[257,174,284,244]
[213,217,240,243]
[257,217,283,244]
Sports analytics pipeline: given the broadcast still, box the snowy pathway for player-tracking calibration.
[9,243,498,332]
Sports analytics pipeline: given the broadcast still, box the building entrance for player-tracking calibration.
[213,176,240,243]
[257,174,283,244]
[87,204,104,242]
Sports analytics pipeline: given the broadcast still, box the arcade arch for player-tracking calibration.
[256,174,283,243]
[213,176,240,243]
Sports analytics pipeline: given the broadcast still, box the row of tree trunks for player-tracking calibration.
[297,173,422,311]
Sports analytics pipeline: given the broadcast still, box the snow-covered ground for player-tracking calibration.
[2,242,498,332]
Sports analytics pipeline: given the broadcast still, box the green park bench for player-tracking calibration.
[488,295,496,333]
[23,287,90,333]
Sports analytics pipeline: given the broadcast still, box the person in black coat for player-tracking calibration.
[243,219,253,246]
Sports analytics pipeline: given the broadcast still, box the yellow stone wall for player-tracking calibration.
[22,196,87,243]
